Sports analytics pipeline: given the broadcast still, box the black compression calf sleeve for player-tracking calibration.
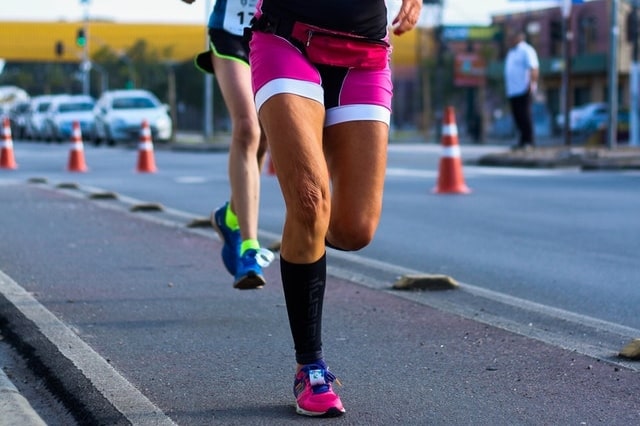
[280,254,326,365]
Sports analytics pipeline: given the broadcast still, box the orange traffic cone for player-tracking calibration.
[1,117,18,170]
[67,121,88,172]
[136,120,157,173]
[433,106,471,194]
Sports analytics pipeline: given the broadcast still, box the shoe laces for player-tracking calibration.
[253,248,274,267]
[299,364,342,394]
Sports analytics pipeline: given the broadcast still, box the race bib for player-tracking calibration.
[223,0,257,36]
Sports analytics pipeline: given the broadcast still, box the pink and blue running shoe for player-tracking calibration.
[293,361,345,417]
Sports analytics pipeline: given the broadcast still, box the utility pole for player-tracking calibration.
[203,0,214,140]
[561,0,573,147]
[164,61,178,143]
[434,0,445,144]
[80,0,91,96]
[608,0,619,149]
[630,0,640,146]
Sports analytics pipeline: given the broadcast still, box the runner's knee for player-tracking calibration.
[327,218,376,251]
[232,116,261,150]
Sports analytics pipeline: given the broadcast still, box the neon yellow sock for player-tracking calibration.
[224,204,239,231]
[240,239,260,256]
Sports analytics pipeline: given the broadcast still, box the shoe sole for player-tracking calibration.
[210,211,229,244]
[295,405,345,417]
[210,210,238,276]
[233,273,266,290]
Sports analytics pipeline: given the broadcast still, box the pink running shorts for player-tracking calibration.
[249,31,393,127]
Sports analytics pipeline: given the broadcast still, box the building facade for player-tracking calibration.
[490,0,633,134]
[0,0,635,139]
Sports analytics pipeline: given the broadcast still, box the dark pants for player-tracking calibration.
[508,91,534,147]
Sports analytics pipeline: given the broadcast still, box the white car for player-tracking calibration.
[41,95,95,142]
[0,85,29,117]
[93,89,172,146]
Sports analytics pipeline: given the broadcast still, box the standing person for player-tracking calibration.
[248,0,422,417]
[504,31,539,150]
[181,0,270,290]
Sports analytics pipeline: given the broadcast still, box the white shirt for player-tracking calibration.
[504,41,539,98]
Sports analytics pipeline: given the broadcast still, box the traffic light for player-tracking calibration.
[76,28,86,47]
[55,40,64,57]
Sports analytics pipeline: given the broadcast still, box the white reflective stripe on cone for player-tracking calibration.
[440,145,461,158]
[139,142,154,151]
[442,123,458,137]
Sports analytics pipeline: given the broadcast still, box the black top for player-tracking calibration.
[260,0,388,39]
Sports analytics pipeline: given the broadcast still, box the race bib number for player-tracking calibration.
[223,0,257,36]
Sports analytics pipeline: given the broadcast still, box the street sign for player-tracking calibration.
[441,26,500,42]
[507,0,583,2]
[453,52,486,87]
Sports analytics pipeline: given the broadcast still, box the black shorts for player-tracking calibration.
[195,28,249,74]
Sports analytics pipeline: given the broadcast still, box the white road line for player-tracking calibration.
[325,249,640,342]
[385,168,438,178]
[325,249,640,371]
[174,176,208,184]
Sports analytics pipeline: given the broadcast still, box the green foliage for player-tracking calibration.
[0,37,231,132]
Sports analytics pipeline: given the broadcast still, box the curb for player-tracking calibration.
[0,268,174,426]
[168,142,230,152]
[0,369,47,426]
[471,146,640,169]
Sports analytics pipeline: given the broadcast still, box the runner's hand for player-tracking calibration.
[392,0,422,35]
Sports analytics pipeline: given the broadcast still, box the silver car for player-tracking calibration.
[41,95,96,143]
[8,100,31,140]
[25,95,63,140]
[93,89,172,146]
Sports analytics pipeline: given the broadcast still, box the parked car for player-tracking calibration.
[8,100,31,139]
[0,85,29,117]
[580,108,629,132]
[555,102,607,133]
[25,94,64,140]
[93,89,172,146]
[41,95,95,142]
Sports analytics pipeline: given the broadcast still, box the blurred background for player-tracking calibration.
[0,0,638,146]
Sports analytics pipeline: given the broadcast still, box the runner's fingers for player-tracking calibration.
[392,0,422,35]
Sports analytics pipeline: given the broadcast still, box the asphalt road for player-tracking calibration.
[7,141,638,331]
[1,140,639,424]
